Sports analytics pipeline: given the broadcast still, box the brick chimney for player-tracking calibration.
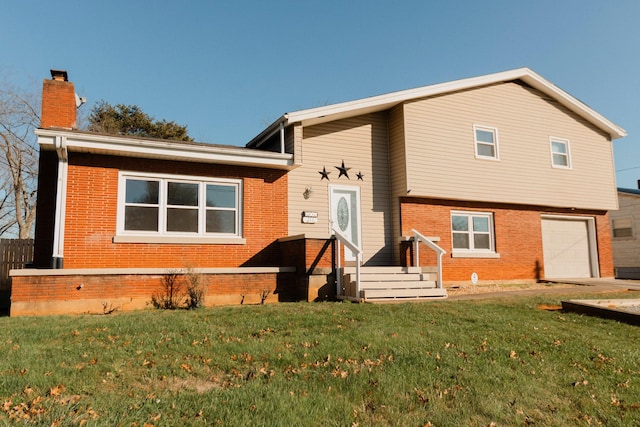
[41,69,76,129]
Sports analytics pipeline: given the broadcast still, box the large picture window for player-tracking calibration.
[119,173,242,238]
[451,211,495,252]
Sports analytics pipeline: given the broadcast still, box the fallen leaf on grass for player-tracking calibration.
[537,304,562,311]
[48,385,66,397]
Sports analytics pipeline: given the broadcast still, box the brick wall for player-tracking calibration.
[400,197,613,282]
[10,270,296,316]
[60,153,288,269]
[595,211,614,277]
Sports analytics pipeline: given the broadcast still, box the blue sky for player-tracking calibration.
[2,1,639,188]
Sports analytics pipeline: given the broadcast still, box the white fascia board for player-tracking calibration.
[36,129,294,169]
[281,67,626,140]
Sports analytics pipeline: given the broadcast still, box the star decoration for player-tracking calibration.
[356,171,364,181]
[335,160,351,179]
[319,166,331,181]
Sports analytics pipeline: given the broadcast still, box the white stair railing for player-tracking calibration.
[411,229,446,289]
[332,226,363,300]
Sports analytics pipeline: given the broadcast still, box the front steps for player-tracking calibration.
[341,266,447,302]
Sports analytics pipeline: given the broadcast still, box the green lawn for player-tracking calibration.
[1,291,639,426]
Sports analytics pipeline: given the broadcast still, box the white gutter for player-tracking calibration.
[36,129,294,169]
[52,135,68,268]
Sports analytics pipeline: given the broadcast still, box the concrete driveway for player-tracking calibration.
[448,278,640,300]
[548,278,640,291]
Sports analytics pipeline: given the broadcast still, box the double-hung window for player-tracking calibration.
[119,172,242,240]
[550,138,571,168]
[451,211,495,253]
[474,125,499,160]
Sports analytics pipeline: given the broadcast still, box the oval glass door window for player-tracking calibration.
[337,197,349,231]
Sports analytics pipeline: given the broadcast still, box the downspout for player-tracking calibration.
[279,122,285,154]
[52,136,68,269]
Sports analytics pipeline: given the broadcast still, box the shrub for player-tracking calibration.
[151,270,183,309]
[185,267,208,309]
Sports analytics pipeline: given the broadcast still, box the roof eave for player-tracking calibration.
[37,129,295,170]
[260,67,626,140]
[245,115,288,148]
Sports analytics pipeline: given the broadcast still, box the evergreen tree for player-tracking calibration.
[87,101,193,141]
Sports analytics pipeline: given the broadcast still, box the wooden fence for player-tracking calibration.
[0,239,34,291]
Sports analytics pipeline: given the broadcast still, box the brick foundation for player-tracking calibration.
[10,268,296,316]
[278,236,335,301]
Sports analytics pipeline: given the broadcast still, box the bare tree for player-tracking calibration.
[0,84,39,238]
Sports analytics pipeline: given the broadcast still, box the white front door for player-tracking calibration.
[330,185,361,261]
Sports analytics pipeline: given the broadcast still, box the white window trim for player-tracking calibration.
[473,125,499,160]
[450,211,497,256]
[116,171,243,242]
[549,137,572,169]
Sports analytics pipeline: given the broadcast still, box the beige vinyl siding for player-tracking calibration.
[610,193,640,268]
[292,123,303,165]
[388,105,408,263]
[287,113,393,265]
[284,125,295,154]
[403,81,618,210]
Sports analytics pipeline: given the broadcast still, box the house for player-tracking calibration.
[247,68,625,292]
[610,183,640,279]
[10,67,626,316]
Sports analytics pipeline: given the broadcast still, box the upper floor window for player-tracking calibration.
[550,138,571,168]
[118,172,242,238]
[451,211,495,252]
[612,217,633,239]
[474,125,499,160]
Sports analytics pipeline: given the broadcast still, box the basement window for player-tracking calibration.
[116,172,243,243]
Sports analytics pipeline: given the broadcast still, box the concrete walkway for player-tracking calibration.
[448,278,640,301]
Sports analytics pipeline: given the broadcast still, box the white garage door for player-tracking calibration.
[541,219,592,278]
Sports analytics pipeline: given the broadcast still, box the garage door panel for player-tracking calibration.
[541,219,591,279]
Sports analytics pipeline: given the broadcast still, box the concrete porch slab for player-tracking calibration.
[561,299,640,325]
